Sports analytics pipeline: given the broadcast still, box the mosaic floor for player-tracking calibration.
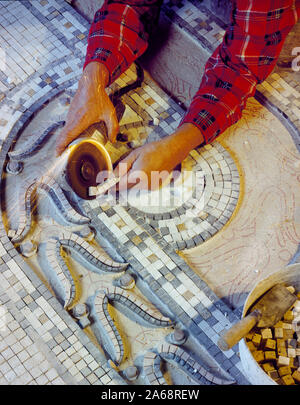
[0,0,249,386]
[0,0,299,387]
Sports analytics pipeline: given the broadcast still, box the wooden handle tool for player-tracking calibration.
[218,309,261,351]
[217,284,297,351]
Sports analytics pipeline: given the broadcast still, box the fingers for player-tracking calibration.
[55,112,118,156]
[114,151,136,178]
[56,106,119,157]
[113,150,154,192]
[55,94,85,156]
[114,151,138,191]
[55,128,72,156]
[105,108,119,143]
[55,124,82,156]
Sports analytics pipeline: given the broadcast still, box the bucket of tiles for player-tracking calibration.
[239,263,300,385]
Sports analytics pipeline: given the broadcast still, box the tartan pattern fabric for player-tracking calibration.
[84,0,299,145]
[90,28,105,38]
[267,8,285,19]
[265,30,282,45]
[193,109,216,130]
[216,79,232,90]
[83,0,162,83]
[91,47,112,62]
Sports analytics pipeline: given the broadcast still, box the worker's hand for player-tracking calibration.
[114,123,204,191]
[55,62,119,156]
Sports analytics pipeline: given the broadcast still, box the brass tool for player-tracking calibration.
[64,138,113,200]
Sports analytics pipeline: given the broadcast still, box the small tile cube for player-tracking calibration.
[283,311,294,322]
[264,351,276,361]
[278,347,287,357]
[278,366,291,377]
[288,348,296,358]
[276,339,286,348]
[261,328,272,340]
[252,334,262,347]
[283,329,294,340]
[253,350,264,363]
[268,370,279,380]
[292,369,300,383]
[277,356,290,367]
[289,358,298,369]
[264,339,276,350]
[274,328,283,339]
[281,374,295,385]
[247,341,256,352]
[287,339,297,348]
[262,362,275,373]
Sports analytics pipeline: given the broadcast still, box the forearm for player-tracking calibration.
[81,61,109,88]
[83,0,162,85]
[165,124,205,161]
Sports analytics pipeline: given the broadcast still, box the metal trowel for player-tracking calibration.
[217,284,297,351]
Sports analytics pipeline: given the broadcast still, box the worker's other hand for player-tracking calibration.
[55,62,119,156]
[114,123,204,191]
